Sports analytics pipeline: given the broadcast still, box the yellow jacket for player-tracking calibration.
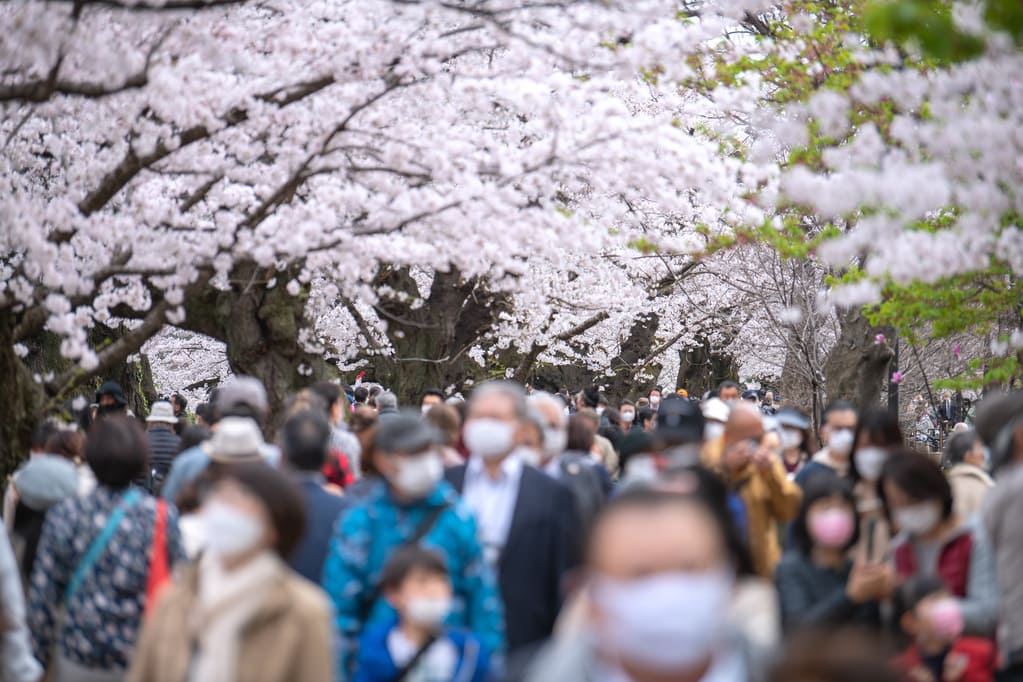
[705,442,802,578]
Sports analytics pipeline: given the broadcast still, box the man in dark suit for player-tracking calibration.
[938,391,960,427]
[445,381,582,653]
[282,409,349,583]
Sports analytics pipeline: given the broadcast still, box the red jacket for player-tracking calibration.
[896,638,996,682]
[894,529,973,597]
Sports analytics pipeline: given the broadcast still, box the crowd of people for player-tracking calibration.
[1,374,1022,682]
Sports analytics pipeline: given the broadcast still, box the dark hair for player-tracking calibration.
[195,402,213,424]
[310,381,341,409]
[718,380,740,393]
[581,386,601,409]
[769,629,903,682]
[567,414,595,452]
[351,406,380,477]
[591,470,754,577]
[898,575,949,614]
[821,400,857,427]
[790,475,860,556]
[31,421,59,451]
[652,385,664,394]
[225,463,307,559]
[620,399,635,409]
[423,388,445,401]
[944,430,979,467]
[353,386,369,404]
[637,407,655,427]
[220,403,266,429]
[178,424,211,453]
[172,393,188,411]
[282,410,332,471]
[849,408,904,481]
[879,449,954,520]
[85,416,149,489]
[379,545,450,592]
[44,429,84,461]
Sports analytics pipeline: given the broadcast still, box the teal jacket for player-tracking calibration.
[321,480,504,676]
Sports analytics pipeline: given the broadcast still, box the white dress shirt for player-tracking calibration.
[462,450,524,567]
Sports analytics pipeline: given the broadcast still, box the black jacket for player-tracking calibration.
[445,464,582,652]
[774,550,880,630]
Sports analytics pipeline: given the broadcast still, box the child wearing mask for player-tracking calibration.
[355,546,492,682]
[894,576,996,682]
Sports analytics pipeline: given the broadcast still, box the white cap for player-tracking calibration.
[208,417,265,463]
[701,397,731,424]
[146,401,178,424]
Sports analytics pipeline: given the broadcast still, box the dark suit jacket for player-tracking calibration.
[446,464,582,652]
[289,475,349,583]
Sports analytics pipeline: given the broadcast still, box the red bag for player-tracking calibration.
[144,500,171,618]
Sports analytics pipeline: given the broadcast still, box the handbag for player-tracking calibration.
[144,499,171,618]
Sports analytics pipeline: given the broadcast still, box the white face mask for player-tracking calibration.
[649,396,661,407]
[894,502,942,536]
[463,419,516,460]
[621,410,635,423]
[543,427,567,457]
[623,454,658,483]
[854,446,887,481]
[592,570,733,671]
[596,407,606,416]
[392,452,443,499]
[780,428,803,450]
[519,447,541,467]
[828,428,855,457]
[704,421,725,443]
[202,500,264,557]
[421,404,431,416]
[405,596,452,628]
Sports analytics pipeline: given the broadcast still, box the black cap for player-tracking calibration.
[742,389,760,402]
[655,398,705,444]
[96,381,126,406]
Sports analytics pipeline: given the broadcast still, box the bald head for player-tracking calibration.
[724,402,765,449]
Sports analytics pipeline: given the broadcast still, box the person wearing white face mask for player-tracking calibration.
[322,414,504,676]
[847,408,904,563]
[356,546,493,682]
[943,430,994,520]
[129,464,334,682]
[795,401,859,489]
[880,450,998,638]
[619,401,637,432]
[773,407,814,479]
[527,394,608,533]
[445,382,582,654]
[526,482,751,682]
[647,386,663,412]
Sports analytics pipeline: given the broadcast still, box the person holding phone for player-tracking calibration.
[775,475,889,630]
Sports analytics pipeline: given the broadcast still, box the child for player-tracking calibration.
[895,576,996,682]
[355,546,491,682]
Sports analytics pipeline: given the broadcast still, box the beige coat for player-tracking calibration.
[948,464,994,519]
[128,562,334,682]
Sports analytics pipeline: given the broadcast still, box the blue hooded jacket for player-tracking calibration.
[354,617,491,682]
[322,479,504,675]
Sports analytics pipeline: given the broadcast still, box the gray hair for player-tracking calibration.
[527,392,567,428]
[469,381,528,421]
[376,391,398,410]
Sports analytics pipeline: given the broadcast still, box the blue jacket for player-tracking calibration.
[289,473,349,583]
[354,618,490,682]
[322,480,504,675]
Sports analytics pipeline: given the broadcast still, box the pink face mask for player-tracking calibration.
[808,508,856,548]
[928,598,965,641]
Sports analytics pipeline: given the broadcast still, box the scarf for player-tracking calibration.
[188,551,283,682]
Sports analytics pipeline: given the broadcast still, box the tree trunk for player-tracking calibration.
[0,313,45,479]
[182,264,337,427]
[677,336,739,399]
[823,308,894,410]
